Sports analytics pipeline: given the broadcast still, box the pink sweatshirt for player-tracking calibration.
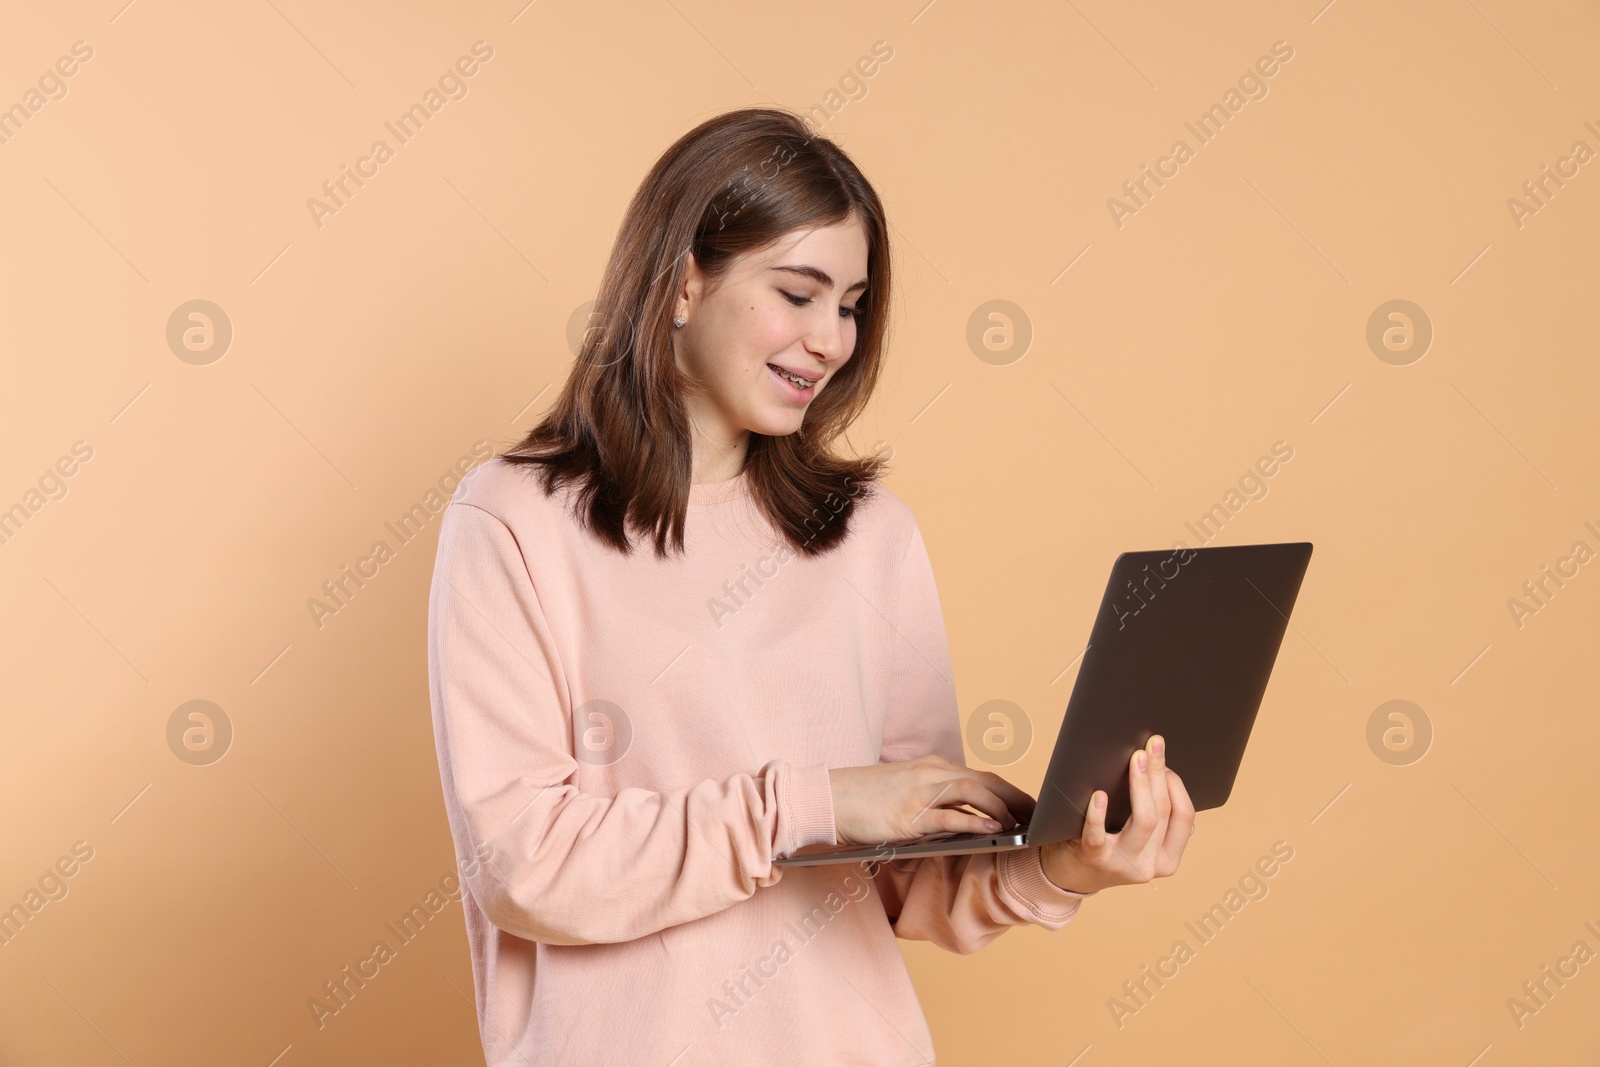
[427,457,1092,1066]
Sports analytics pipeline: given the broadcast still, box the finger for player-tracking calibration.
[1080,789,1108,849]
[912,776,1013,832]
[1146,735,1172,832]
[925,804,1017,837]
[1162,768,1198,859]
[968,770,1036,826]
[937,777,1016,826]
[1119,747,1157,854]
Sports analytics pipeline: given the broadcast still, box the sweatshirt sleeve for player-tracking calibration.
[427,501,838,947]
[871,521,1095,954]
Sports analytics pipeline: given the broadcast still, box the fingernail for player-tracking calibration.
[1137,752,1149,772]
[1152,737,1164,758]
[985,820,1002,831]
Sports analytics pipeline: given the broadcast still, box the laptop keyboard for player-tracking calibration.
[918,823,1029,845]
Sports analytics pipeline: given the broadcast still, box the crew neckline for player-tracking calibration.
[688,467,752,506]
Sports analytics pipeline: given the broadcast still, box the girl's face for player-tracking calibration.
[672,216,870,461]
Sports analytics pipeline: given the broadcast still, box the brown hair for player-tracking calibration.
[501,107,893,559]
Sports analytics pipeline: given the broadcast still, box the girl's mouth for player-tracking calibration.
[767,363,816,399]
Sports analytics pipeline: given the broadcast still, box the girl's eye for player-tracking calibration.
[782,290,865,320]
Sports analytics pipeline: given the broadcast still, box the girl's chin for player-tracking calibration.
[746,413,807,437]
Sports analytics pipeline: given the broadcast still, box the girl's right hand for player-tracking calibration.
[827,754,1036,846]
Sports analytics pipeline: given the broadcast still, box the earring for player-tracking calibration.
[673,316,686,328]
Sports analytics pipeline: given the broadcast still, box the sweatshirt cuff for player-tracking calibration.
[997,847,1095,927]
[778,762,838,857]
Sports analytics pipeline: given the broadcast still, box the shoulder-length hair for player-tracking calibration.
[501,106,894,559]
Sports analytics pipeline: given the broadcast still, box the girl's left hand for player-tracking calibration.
[1038,734,1196,895]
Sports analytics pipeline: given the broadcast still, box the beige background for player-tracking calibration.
[2,1,1597,1064]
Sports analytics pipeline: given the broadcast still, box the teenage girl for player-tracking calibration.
[427,106,1194,1066]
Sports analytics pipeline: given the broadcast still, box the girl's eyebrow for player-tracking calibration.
[770,263,868,293]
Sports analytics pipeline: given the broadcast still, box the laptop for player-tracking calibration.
[774,541,1313,866]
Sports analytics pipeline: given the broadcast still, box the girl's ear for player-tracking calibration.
[680,251,720,318]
